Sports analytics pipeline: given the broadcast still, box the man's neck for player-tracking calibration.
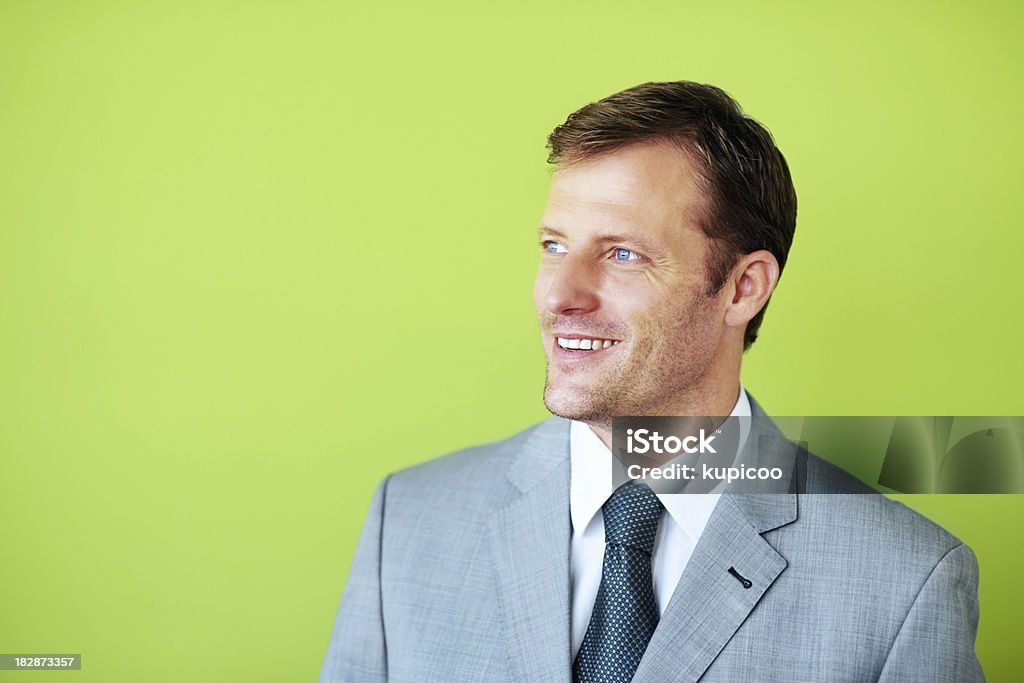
[584,382,743,449]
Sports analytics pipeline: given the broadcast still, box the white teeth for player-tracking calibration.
[556,337,620,351]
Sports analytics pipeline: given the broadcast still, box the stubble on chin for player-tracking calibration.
[541,358,630,430]
[540,328,708,427]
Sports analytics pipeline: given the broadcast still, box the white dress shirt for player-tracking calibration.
[569,387,752,656]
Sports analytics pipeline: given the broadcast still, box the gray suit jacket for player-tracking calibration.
[321,401,983,681]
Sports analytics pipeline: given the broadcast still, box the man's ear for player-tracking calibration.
[723,250,780,329]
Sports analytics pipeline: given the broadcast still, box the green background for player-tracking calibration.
[1,0,1021,680]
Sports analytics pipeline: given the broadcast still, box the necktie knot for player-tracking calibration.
[602,482,664,555]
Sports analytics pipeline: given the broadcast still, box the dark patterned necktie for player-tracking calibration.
[573,482,665,683]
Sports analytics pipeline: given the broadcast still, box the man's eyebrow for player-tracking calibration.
[537,226,567,240]
[538,227,664,257]
[595,232,662,253]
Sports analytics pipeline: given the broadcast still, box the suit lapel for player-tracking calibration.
[485,402,801,682]
[632,494,792,681]
[487,418,573,683]
[634,397,800,681]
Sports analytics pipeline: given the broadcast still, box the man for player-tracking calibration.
[320,82,983,681]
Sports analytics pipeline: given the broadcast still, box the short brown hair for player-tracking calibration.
[546,81,797,350]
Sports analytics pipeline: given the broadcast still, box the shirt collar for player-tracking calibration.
[569,387,751,541]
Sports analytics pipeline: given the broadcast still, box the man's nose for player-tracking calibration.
[541,254,601,315]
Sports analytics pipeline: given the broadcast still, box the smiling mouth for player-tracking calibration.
[556,336,621,351]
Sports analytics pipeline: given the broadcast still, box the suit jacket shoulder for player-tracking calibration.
[383,417,570,525]
[800,442,967,565]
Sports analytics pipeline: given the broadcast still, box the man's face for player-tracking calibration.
[534,141,731,424]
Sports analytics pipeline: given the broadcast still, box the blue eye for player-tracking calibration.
[614,248,640,261]
[543,241,568,254]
